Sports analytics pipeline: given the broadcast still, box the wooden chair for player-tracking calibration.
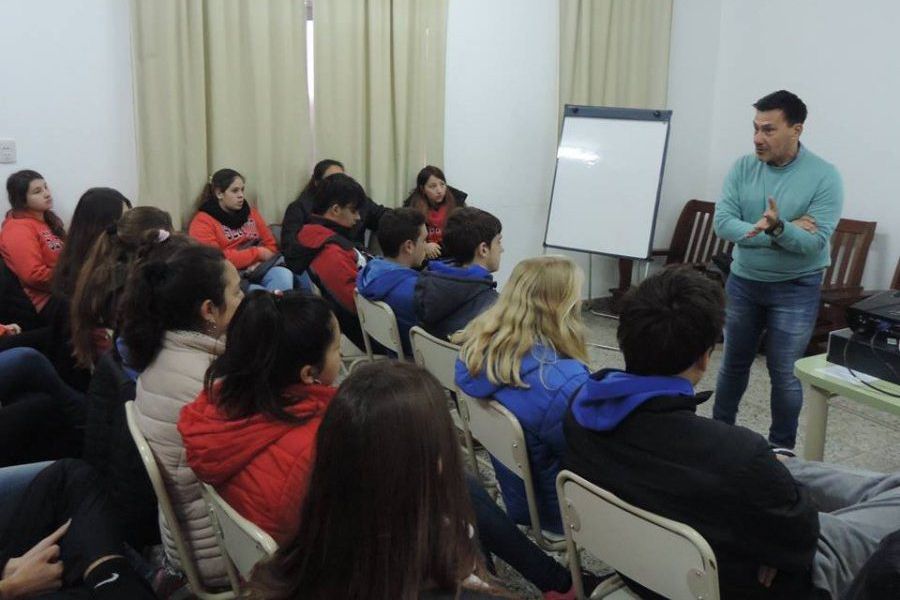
[807,218,877,353]
[611,200,733,309]
[557,470,720,600]
[892,257,900,290]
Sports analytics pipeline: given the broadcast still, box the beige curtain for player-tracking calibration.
[560,0,673,111]
[312,0,448,207]
[131,0,311,227]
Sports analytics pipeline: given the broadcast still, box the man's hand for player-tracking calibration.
[2,324,21,335]
[425,242,442,260]
[257,247,275,261]
[746,197,780,238]
[792,214,818,234]
[757,565,778,588]
[0,521,69,599]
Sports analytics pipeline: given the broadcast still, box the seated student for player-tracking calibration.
[0,459,156,599]
[69,206,172,370]
[249,361,506,600]
[0,347,84,467]
[189,168,293,293]
[454,256,589,536]
[281,159,387,268]
[356,208,427,356]
[0,170,66,324]
[48,187,133,392]
[415,207,502,340]
[403,165,467,260]
[119,244,244,589]
[296,172,369,348]
[179,291,339,546]
[564,267,900,600]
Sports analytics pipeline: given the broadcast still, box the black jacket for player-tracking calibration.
[414,261,497,340]
[843,529,900,600]
[281,189,386,272]
[564,380,820,599]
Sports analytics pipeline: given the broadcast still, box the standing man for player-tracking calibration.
[712,90,843,449]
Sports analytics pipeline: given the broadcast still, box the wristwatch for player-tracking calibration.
[765,219,785,237]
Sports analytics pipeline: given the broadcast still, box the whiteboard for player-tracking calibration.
[544,106,671,260]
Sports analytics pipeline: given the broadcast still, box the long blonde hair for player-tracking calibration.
[452,255,588,388]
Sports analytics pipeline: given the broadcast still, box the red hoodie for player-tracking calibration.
[178,382,334,545]
[0,212,63,311]
[297,221,363,313]
[188,207,278,270]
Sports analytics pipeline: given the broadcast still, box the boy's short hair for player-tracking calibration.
[617,267,724,376]
[377,208,426,258]
[753,90,807,125]
[443,207,502,265]
[312,173,366,215]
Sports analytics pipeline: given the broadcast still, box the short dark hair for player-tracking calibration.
[312,173,365,215]
[442,207,502,265]
[753,90,807,125]
[377,208,426,258]
[617,267,724,376]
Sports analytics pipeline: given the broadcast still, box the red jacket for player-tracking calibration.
[188,207,278,270]
[178,382,334,545]
[0,212,63,311]
[425,204,450,244]
[297,221,363,313]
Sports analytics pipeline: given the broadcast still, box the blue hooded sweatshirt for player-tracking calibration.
[356,258,419,356]
[455,345,589,534]
[415,260,498,340]
[570,369,695,432]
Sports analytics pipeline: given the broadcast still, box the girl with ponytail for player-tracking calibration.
[118,243,243,588]
[178,290,340,545]
[188,168,294,292]
[70,206,173,368]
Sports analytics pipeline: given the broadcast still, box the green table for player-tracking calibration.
[794,354,900,461]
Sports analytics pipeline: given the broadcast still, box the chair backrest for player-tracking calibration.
[200,483,278,579]
[124,401,238,599]
[892,257,900,291]
[457,390,563,550]
[666,200,733,266]
[557,470,719,600]
[409,325,460,390]
[824,219,877,293]
[354,289,404,359]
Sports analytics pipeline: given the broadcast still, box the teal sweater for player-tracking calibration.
[713,144,843,282]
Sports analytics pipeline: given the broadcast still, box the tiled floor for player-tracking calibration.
[489,309,900,598]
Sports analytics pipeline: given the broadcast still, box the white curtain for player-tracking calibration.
[312,0,448,207]
[131,0,312,226]
[560,0,673,111]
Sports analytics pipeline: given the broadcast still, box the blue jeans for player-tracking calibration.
[713,273,821,448]
[248,265,294,292]
[467,475,571,593]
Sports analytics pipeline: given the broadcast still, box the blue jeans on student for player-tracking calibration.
[713,272,822,448]
[467,475,571,593]
[0,461,52,524]
[248,265,294,293]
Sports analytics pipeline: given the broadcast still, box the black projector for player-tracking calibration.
[827,328,900,385]
[846,290,900,335]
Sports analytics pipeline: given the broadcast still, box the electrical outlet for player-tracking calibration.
[0,139,16,164]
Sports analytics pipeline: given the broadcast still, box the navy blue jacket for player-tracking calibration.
[414,260,497,340]
[356,258,418,356]
[456,345,589,534]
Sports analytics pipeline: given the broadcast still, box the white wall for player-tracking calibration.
[667,0,900,288]
[443,0,559,287]
[0,0,137,223]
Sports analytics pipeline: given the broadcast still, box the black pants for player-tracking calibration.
[0,460,122,588]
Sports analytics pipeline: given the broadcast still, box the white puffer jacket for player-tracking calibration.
[134,330,228,587]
